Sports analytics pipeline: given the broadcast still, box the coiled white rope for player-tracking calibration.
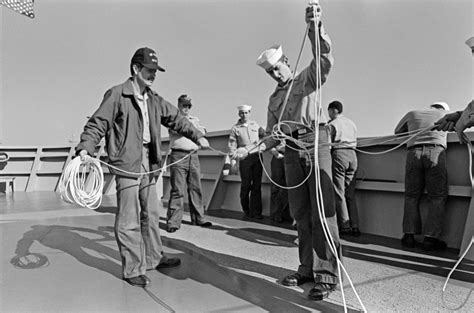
[58,156,104,209]
[58,149,189,209]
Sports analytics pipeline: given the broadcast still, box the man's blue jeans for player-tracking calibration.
[403,145,447,238]
[167,151,207,227]
[115,146,163,278]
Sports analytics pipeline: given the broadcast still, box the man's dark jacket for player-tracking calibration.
[76,78,204,178]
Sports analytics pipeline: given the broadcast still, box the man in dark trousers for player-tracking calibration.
[395,102,449,251]
[236,3,340,301]
[77,47,209,287]
[270,141,292,223]
[228,105,265,219]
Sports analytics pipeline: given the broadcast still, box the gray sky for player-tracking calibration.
[0,0,472,145]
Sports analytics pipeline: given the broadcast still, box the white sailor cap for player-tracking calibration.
[237,105,252,112]
[256,45,283,70]
[430,101,450,111]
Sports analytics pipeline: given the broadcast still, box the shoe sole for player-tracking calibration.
[308,292,330,301]
[124,280,150,287]
[281,278,313,287]
[282,281,298,287]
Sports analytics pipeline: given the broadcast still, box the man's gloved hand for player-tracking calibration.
[197,137,210,149]
[232,147,249,160]
[434,112,461,131]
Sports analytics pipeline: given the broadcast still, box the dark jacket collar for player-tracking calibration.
[122,78,156,97]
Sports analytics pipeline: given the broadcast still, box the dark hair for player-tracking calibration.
[328,100,343,113]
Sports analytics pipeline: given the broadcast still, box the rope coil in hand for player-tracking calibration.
[58,156,104,209]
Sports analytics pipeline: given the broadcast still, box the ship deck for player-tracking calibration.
[1,192,473,313]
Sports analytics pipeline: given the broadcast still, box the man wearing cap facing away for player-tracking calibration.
[166,95,213,233]
[394,102,450,251]
[228,105,266,219]
[236,3,340,301]
[76,47,210,287]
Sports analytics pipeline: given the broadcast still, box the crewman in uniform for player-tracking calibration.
[228,105,266,219]
[234,3,341,301]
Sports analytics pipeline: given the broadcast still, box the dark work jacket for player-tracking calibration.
[76,78,204,178]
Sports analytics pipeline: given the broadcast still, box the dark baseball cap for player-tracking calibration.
[178,94,192,106]
[131,47,165,72]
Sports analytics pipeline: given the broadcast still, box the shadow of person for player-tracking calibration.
[11,224,122,279]
[225,227,297,247]
[158,221,297,248]
[343,245,474,283]
[151,236,357,313]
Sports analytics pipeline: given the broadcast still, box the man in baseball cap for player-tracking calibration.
[131,47,165,72]
[76,46,210,288]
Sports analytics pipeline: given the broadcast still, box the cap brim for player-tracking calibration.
[143,63,166,72]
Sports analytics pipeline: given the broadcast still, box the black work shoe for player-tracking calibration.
[272,216,283,223]
[282,273,314,286]
[352,227,361,237]
[253,214,264,220]
[401,234,415,248]
[423,237,447,251]
[308,283,336,301]
[156,256,181,269]
[339,228,352,236]
[124,275,150,287]
[167,226,178,233]
[193,221,212,227]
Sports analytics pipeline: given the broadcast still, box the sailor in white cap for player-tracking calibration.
[395,102,451,252]
[235,2,340,301]
[228,105,266,219]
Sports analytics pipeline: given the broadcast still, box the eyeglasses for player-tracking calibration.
[182,104,192,108]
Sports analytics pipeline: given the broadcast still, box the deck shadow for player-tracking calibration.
[342,244,474,283]
[158,236,360,313]
[158,220,297,248]
[11,224,122,278]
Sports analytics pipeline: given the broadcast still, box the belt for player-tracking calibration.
[409,144,445,149]
[171,148,196,153]
[290,124,326,139]
[143,143,151,148]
